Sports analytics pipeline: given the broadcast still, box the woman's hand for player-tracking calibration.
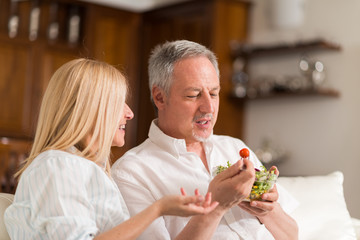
[157,188,219,217]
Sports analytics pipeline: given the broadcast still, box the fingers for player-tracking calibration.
[178,191,219,216]
[202,201,219,214]
[179,188,206,205]
[239,201,264,214]
[180,187,186,196]
[261,184,279,202]
[180,188,201,198]
[269,166,279,176]
[179,188,217,208]
[181,195,204,205]
[249,200,274,212]
[238,184,280,217]
[189,192,219,214]
[239,200,275,216]
[216,160,244,180]
[231,159,255,183]
[193,189,202,205]
[203,192,212,207]
[242,158,255,171]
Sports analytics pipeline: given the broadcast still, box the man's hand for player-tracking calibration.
[208,159,255,209]
[238,166,299,240]
[238,184,279,217]
[238,166,280,217]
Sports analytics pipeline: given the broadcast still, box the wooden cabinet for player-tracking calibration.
[137,0,251,143]
[0,0,142,191]
[0,1,86,192]
[0,1,85,139]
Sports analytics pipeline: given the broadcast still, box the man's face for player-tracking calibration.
[156,56,220,144]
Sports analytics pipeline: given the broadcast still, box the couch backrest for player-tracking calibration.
[0,193,14,240]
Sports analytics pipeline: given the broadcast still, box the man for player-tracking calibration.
[111,40,299,239]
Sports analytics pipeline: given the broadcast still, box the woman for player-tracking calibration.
[4,58,218,239]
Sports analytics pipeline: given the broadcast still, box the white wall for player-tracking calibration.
[245,0,360,218]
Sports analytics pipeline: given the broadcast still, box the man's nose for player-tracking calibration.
[199,93,214,113]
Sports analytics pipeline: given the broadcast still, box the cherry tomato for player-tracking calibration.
[239,148,250,158]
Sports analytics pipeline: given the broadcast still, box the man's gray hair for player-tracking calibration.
[148,40,220,102]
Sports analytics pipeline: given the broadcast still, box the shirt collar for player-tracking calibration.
[148,119,214,158]
[66,146,107,170]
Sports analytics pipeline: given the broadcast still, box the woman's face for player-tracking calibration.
[112,103,134,147]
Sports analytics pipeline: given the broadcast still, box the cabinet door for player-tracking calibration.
[211,0,249,138]
[0,39,34,138]
[137,1,213,144]
[39,48,81,95]
[84,5,142,160]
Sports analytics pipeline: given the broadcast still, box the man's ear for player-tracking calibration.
[152,86,166,110]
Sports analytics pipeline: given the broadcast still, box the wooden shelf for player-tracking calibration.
[231,39,342,59]
[229,39,342,101]
[230,87,340,100]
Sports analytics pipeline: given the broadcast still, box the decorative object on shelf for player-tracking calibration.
[312,60,326,87]
[6,0,83,45]
[299,55,311,79]
[254,138,288,168]
[68,6,81,44]
[232,58,249,98]
[47,1,59,41]
[29,0,41,41]
[247,75,275,98]
[269,0,305,29]
[299,55,326,89]
[8,0,19,38]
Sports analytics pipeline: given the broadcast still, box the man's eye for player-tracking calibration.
[187,93,200,98]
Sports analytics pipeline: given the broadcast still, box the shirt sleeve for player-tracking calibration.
[6,156,99,240]
[112,162,172,240]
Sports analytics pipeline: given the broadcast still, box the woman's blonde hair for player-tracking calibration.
[16,58,127,177]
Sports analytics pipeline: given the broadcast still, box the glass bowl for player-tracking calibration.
[245,168,277,201]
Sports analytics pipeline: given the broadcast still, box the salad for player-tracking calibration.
[247,166,277,201]
[215,148,277,201]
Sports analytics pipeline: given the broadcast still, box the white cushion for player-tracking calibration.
[0,193,13,240]
[278,171,356,240]
[352,218,360,240]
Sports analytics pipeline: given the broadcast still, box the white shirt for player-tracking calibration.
[111,120,298,240]
[5,150,130,240]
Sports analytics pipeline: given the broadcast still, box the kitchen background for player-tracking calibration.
[0,0,359,218]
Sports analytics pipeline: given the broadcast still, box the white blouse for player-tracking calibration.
[5,149,129,240]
